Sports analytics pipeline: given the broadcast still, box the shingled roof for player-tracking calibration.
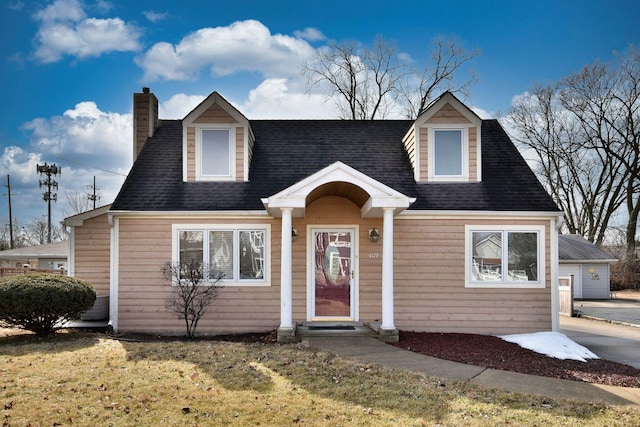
[111,118,560,213]
[559,235,618,262]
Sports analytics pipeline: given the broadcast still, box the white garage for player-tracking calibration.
[558,234,617,300]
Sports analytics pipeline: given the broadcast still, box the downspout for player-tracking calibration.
[108,213,119,332]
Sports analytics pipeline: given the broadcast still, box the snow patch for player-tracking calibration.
[499,332,599,362]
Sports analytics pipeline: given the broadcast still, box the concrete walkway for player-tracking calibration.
[306,301,640,407]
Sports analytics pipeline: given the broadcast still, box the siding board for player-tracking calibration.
[113,199,553,335]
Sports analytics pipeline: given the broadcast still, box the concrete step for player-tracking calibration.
[297,323,377,338]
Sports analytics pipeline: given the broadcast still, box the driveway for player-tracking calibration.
[560,299,640,369]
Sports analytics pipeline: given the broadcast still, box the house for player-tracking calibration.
[0,240,68,270]
[64,88,562,342]
[558,234,617,299]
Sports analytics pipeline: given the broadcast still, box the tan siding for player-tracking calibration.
[426,102,472,124]
[419,127,428,180]
[402,127,416,175]
[192,103,238,124]
[393,218,552,334]
[247,132,255,170]
[117,217,280,335]
[236,127,244,181]
[115,202,552,335]
[186,127,195,181]
[73,213,110,295]
[469,127,477,181]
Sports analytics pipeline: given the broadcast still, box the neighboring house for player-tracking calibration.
[64,89,562,341]
[0,240,68,270]
[558,234,617,299]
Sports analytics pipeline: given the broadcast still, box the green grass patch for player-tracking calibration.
[1,331,638,426]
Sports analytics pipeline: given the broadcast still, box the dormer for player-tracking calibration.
[403,92,482,183]
[182,92,255,182]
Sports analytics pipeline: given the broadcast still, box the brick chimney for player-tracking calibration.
[132,87,159,161]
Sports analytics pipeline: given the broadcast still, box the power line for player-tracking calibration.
[51,156,128,177]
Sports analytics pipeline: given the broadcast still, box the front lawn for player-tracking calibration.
[1,330,638,426]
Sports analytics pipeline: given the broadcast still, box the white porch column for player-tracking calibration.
[280,208,293,329]
[381,207,395,330]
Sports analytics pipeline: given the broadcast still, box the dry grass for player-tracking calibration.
[1,330,639,426]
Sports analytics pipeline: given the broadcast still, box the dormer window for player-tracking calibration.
[196,127,235,180]
[429,127,469,181]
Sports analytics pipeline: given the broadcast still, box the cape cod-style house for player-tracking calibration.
[65,88,562,342]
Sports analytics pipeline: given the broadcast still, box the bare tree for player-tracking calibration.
[400,35,479,119]
[302,35,478,120]
[23,216,64,246]
[505,84,626,245]
[505,46,640,279]
[162,260,224,339]
[65,190,93,216]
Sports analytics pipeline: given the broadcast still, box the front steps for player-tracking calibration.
[297,321,377,338]
[277,321,399,342]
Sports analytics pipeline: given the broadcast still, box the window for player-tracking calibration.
[466,225,544,288]
[428,127,468,181]
[199,128,232,178]
[175,225,269,286]
[434,130,462,176]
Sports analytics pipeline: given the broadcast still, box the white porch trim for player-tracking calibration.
[269,162,412,341]
[381,207,395,330]
[279,207,294,330]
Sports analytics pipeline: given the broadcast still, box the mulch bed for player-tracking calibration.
[391,331,640,388]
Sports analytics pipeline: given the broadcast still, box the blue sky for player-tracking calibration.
[0,0,638,233]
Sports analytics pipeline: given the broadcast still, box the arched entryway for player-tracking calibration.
[262,162,414,342]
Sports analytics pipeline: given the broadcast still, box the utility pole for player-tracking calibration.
[2,175,14,249]
[37,163,61,243]
[87,175,100,210]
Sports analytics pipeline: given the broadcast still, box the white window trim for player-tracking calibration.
[195,125,236,181]
[465,224,545,289]
[172,224,271,287]
[427,125,470,182]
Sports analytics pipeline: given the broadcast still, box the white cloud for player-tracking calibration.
[33,0,85,23]
[143,10,168,23]
[7,1,25,11]
[293,27,326,42]
[241,78,335,119]
[32,0,141,63]
[136,19,316,81]
[22,102,132,165]
[4,101,133,224]
[159,93,206,119]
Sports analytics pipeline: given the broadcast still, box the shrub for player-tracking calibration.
[0,274,96,336]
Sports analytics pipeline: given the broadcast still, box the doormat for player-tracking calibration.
[307,325,356,330]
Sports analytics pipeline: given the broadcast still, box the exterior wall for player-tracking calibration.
[402,126,417,178]
[292,196,383,322]
[235,127,244,182]
[185,104,248,182]
[419,127,428,179]
[116,215,280,335]
[114,197,553,335]
[559,263,581,298]
[581,263,610,299]
[559,263,611,299]
[468,127,477,181]
[426,102,472,125]
[186,127,196,181]
[192,104,238,124]
[393,216,552,334]
[72,213,111,295]
[417,102,480,182]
